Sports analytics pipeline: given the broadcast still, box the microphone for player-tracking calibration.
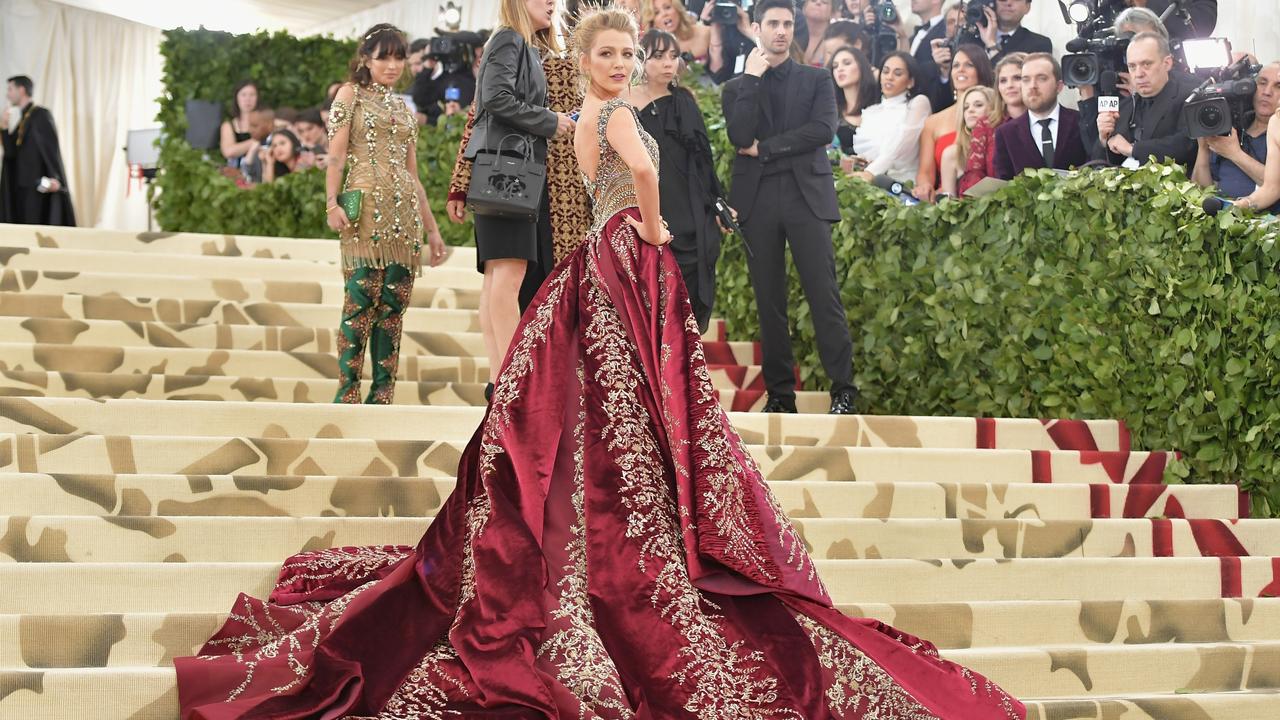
[870,174,921,205]
[1201,196,1235,216]
[1098,70,1120,113]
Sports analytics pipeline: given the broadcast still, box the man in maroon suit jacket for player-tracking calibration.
[994,53,1088,180]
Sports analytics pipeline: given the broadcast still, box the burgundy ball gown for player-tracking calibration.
[176,97,1025,720]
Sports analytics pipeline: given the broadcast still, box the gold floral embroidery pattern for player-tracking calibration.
[791,612,943,720]
[680,305,819,588]
[455,490,492,612]
[582,246,801,720]
[273,545,411,595]
[199,582,376,701]
[536,372,634,719]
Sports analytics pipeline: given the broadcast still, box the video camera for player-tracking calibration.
[711,0,742,25]
[1182,40,1262,139]
[1062,32,1129,87]
[428,30,485,72]
[863,1,901,68]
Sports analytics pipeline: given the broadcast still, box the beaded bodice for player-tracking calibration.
[582,97,659,232]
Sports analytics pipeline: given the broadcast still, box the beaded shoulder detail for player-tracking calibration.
[582,97,659,232]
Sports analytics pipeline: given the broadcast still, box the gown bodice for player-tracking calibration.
[582,96,660,232]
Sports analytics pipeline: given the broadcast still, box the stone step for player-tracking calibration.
[0,291,731,342]
[3,667,1277,720]
[0,223,477,267]
[6,598,1277,673]
[0,317,760,364]
[0,474,1237,520]
[0,433,1172,485]
[0,397,1131,451]
[1,268,483,309]
[0,370,828,412]
[3,557,1276,614]
[0,245,482,287]
[2,516,1274,563]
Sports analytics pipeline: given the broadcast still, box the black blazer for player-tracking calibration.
[464,28,558,162]
[910,19,951,113]
[1093,71,1199,167]
[721,61,840,224]
[994,26,1053,63]
[993,106,1089,180]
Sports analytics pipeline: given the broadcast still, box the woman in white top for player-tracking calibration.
[848,51,931,184]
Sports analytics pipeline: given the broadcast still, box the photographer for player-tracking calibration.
[1094,32,1198,168]
[910,0,953,111]
[1238,112,1280,213]
[988,0,1052,62]
[705,1,759,84]
[1195,62,1280,213]
[410,41,444,125]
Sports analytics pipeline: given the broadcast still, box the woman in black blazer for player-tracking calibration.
[465,0,574,401]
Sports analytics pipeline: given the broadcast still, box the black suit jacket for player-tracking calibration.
[1093,71,1200,167]
[722,61,840,224]
[993,106,1089,180]
[1144,0,1217,41]
[994,26,1053,63]
[464,28,558,162]
[910,19,952,113]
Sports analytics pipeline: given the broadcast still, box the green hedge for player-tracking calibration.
[152,28,474,246]
[154,31,1280,515]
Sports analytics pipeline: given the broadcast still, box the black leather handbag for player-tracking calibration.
[466,37,545,221]
[467,133,546,221]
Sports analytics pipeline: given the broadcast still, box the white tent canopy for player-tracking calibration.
[0,0,1277,231]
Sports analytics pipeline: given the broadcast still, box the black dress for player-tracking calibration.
[636,88,723,332]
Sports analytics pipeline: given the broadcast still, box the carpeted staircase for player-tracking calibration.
[1,223,1279,719]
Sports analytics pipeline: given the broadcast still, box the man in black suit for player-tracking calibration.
[1095,32,1199,168]
[994,54,1089,179]
[721,0,857,415]
[990,0,1053,62]
[908,0,951,111]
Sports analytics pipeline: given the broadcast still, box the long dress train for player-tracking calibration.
[176,97,1024,720]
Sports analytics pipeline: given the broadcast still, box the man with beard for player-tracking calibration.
[994,53,1089,178]
[722,0,858,415]
[1,75,75,226]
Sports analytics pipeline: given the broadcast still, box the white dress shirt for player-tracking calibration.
[1027,103,1062,155]
[853,93,933,183]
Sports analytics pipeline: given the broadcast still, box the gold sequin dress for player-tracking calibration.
[328,82,423,273]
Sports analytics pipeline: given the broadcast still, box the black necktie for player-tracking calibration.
[1038,118,1054,168]
[1000,34,1011,50]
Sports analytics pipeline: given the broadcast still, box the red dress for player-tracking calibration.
[933,130,958,186]
[175,97,1025,720]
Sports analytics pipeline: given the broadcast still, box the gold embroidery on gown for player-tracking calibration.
[328,82,423,274]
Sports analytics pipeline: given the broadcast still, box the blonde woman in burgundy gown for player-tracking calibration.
[175,8,1024,719]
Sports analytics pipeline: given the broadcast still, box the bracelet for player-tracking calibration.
[327,205,341,213]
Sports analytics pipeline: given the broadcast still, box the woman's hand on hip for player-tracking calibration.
[626,215,672,247]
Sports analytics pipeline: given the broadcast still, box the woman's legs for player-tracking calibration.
[334,267,384,404]
[481,258,527,384]
[365,263,415,405]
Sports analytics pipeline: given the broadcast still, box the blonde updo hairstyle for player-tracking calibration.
[573,7,642,92]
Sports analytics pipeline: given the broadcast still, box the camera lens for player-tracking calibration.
[1198,105,1223,129]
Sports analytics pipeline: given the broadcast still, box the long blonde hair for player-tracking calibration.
[648,0,696,42]
[499,0,562,53]
[954,85,1004,161]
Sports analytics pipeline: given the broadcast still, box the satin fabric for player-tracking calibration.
[176,207,1024,720]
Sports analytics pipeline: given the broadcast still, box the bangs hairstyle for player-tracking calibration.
[640,28,678,62]
[648,0,696,41]
[350,24,409,86]
[500,0,563,54]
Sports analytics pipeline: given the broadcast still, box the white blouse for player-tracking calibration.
[852,93,932,183]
